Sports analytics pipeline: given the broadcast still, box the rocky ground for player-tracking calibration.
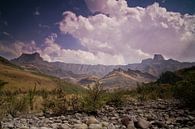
[1,99,195,129]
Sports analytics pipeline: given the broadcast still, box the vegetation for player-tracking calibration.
[82,82,106,113]
[157,71,182,84]
[0,64,194,120]
[131,67,195,109]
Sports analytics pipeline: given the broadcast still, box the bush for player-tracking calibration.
[4,95,28,117]
[135,83,174,101]
[83,81,106,113]
[106,90,125,107]
[28,86,37,110]
[42,89,72,115]
[157,71,182,85]
[174,80,195,109]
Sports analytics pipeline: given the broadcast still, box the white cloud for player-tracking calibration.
[0,40,39,58]
[1,0,194,64]
[59,0,195,63]
[39,34,125,64]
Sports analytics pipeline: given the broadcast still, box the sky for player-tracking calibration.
[0,0,195,65]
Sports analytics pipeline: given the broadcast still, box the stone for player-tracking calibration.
[121,116,130,127]
[101,122,109,127]
[51,123,59,128]
[73,123,88,129]
[136,118,150,129]
[19,126,29,129]
[58,124,71,129]
[30,127,39,129]
[86,116,99,125]
[127,120,136,129]
[40,127,51,129]
[107,123,116,129]
[89,124,102,129]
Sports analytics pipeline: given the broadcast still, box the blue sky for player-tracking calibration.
[0,0,195,64]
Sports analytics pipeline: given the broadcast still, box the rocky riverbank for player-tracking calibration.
[1,99,195,129]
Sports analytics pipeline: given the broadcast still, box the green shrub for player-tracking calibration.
[106,90,125,107]
[157,71,182,85]
[174,80,195,109]
[135,83,174,101]
[83,81,106,113]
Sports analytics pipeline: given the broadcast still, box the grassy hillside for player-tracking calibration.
[0,56,84,93]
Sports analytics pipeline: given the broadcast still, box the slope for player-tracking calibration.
[0,56,83,93]
[100,68,156,89]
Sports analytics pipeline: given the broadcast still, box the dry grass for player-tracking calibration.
[0,64,58,91]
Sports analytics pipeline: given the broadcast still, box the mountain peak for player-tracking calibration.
[12,52,43,63]
[21,52,40,57]
[153,54,165,61]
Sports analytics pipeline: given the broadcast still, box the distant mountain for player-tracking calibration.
[11,53,195,82]
[13,52,44,64]
[0,55,83,92]
[125,54,195,77]
[0,56,20,68]
[11,53,87,81]
[100,68,156,89]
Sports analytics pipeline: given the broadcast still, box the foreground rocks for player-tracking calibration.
[1,99,195,129]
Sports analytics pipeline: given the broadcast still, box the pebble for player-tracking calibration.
[1,99,195,129]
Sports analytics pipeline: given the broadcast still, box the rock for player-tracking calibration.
[73,123,88,129]
[152,121,166,128]
[6,122,14,128]
[19,126,29,129]
[86,116,99,125]
[30,127,39,129]
[51,123,59,128]
[72,119,82,124]
[136,118,150,129]
[101,122,109,127]
[89,124,102,129]
[121,116,131,127]
[127,120,136,129]
[40,127,51,129]
[107,123,115,129]
[58,124,71,129]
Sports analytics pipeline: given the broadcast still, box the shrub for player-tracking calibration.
[135,83,174,101]
[157,71,182,85]
[107,90,125,107]
[174,80,195,109]
[83,81,106,113]
[42,93,68,115]
[5,95,28,117]
[28,86,37,110]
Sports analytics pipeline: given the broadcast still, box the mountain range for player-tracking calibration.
[9,52,195,88]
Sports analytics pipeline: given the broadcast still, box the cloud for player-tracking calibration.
[59,0,195,63]
[1,0,194,64]
[39,34,125,64]
[2,32,11,36]
[0,40,39,59]
[0,34,125,65]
